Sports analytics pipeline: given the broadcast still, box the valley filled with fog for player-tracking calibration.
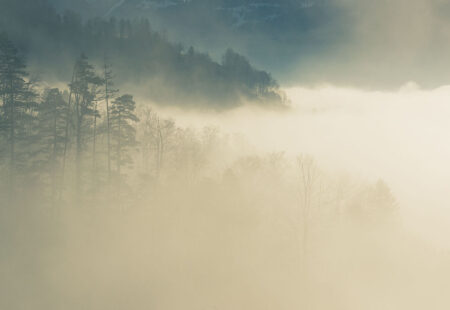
[3,80,450,310]
[2,0,450,309]
[167,84,450,247]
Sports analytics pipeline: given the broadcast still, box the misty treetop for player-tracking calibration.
[0,2,446,310]
[0,0,286,108]
[0,16,403,310]
[110,94,139,174]
[0,32,395,216]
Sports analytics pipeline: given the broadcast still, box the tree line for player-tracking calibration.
[0,34,142,206]
[0,0,286,108]
[1,32,397,271]
[0,33,241,208]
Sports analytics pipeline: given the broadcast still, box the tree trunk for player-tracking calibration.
[117,111,121,176]
[104,64,112,183]
[75,95,82,203]
[8,91,16,202]
[61,67,76,201]
[92,102,98,192]
[51,102,58,208]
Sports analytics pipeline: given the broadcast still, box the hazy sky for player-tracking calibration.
[39,0,450,89]
[278,0,450,88]
[91,0,450,88]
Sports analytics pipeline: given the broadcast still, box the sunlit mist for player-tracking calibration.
[2,1,450,310]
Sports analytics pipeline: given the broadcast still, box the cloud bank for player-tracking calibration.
[160,82,450,248]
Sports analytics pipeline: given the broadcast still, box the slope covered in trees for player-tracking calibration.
[0,0,286,108]
[4,28,440,310]
[0,32,394,212]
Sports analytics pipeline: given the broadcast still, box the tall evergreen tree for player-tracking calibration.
[68,53,102,201]
[37,88,68,205]
[0,33,37,201]
[102,55,118,183]
[110,94,139,176]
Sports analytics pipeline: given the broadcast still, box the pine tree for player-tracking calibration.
[68,53,103,201]
[91,84,103,193]
[110,94,139,177]
[0,33,37,201]
[37,88,68,205]
[102,55,118,183]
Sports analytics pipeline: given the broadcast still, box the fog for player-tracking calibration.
[3,1,450,309]
[164,83,450,247]
[98,0,450,88]
[3,81,450,310]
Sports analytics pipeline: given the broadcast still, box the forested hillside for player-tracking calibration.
[0,0,285,108]
[3,2,449,310]
[1,34,401,310]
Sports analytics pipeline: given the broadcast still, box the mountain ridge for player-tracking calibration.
[0,0,286,108]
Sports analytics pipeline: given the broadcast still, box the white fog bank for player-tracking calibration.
[160,83,450,249]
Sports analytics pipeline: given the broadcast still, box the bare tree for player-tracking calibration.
[138,107,175,182]
[296,154,319,263]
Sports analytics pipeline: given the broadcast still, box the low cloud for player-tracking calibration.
[160,83,450,248]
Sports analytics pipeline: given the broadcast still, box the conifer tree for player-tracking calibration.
[110,94,139,176]
[102,55,118,182]
[68,53,102,200]
[37,88,68,205]
[0,33,37,201]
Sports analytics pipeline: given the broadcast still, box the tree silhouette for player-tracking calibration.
[37,88,68,205]
[68,53,103,201]
[110,94,139,177]
[0,33,37,201]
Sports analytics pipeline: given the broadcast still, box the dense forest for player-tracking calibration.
[1,32,402,308]
[0,32,395,211]
[4,2,448,310]
[0,0,285,108]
